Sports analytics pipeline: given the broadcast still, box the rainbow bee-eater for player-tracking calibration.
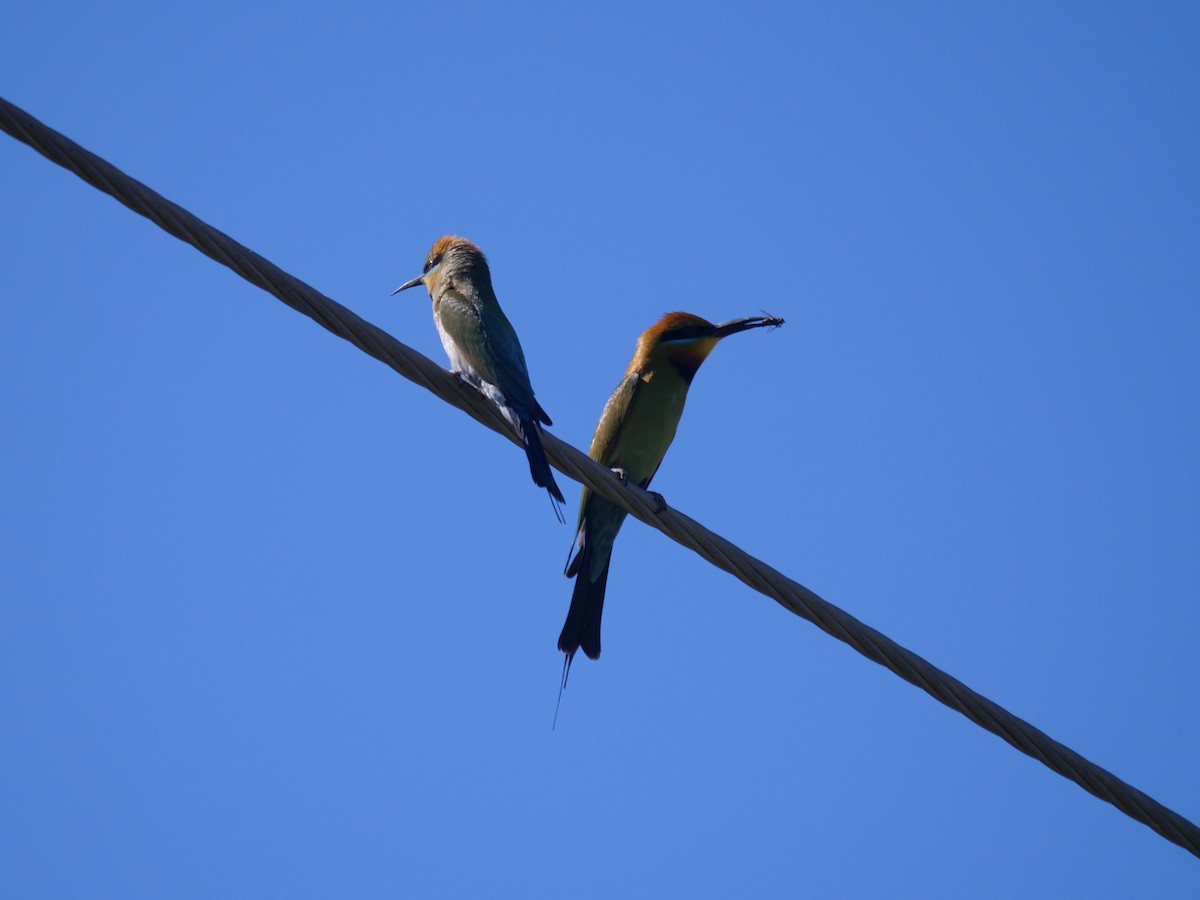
[559,311,784,670]
[393,236,565,518]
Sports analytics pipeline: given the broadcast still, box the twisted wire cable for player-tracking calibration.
[2,95,1196,858]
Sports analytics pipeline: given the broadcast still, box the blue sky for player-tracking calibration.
[3,2,1198,896]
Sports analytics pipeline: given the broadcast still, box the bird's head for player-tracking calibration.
[392,235,493,299]
[633,311,784,384]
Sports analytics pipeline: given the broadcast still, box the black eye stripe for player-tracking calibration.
[660,326,702,342]
[423,253,443,275]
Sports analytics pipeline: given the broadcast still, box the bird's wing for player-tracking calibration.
[564,373,641,576]
[588,373,640,465]
[434,290,489,372]
[472,298,545,415]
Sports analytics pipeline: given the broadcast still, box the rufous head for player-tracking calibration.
[392,235,493,298]
[632,311,785,383]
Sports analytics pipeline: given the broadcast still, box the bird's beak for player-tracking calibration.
[391,275,425,295]
[712,314,785,339]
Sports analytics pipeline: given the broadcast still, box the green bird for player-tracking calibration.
[559,311,784,672]
[394,236,565,519]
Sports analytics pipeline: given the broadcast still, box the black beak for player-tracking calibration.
[391,275,424,295]
[712,314,785,338]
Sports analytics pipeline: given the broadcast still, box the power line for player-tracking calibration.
[2,94,1196,859]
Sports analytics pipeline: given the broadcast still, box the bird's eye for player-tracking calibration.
[423,254,442,275]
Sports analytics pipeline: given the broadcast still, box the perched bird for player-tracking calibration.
[559,311,784,672]
[393,236,565,518]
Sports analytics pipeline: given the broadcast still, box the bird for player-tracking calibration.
[559,311,784,675]
[393,236,565,519]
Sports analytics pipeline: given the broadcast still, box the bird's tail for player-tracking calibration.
[558,542,610,673]
[515,410,566,521]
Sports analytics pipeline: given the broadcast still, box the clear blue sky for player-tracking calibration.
[3,3,1198,896]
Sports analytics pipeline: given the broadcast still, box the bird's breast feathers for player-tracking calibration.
[602,373,687,483]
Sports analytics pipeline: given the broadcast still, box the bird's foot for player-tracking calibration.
[647,490,667,514]
[450,370,486,397]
